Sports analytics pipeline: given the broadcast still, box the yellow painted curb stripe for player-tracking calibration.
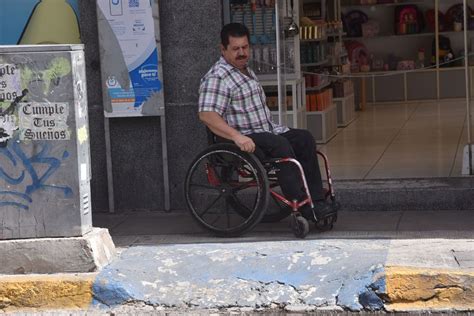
[0,273,96,312]
[385,266,474,311]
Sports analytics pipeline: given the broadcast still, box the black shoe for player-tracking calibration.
[313,200,337,220]
[299,205,316,222]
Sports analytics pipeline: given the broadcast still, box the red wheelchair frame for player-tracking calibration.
[187,142,337,238]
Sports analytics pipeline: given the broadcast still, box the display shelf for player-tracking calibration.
[261,76,306,128]
[271,107,307,129]
[353,65,474,105]
[301,59,329,67]
[258,73,301,82]
[306,103,338,144]
[341,1,425,7]
[306,81,331,91]
[334,93,356,127]
[224,0,303,119]
[345,32,435,39]
[349,64,474,76]
[300,37,327,42]
[341,0,474,65]
[327,32,346,37]
[345,30,474,40]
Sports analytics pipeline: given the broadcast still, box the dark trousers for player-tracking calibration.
[248,129,325,202]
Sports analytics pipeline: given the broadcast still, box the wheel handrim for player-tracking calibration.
[185,150,264,234]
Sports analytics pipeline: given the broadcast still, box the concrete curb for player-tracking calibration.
[0,273,96,312]
[1,262,473,313]
[383,266,474,312]
[0,228,116,274]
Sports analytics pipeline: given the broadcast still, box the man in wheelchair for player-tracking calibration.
[198,23,337,224]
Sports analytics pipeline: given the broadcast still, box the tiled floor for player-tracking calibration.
[318,100,470,180]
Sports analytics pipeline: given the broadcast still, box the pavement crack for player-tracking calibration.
[183,301,200,308]
[395,211,404,230]
[433,284,465,290]
[274,280,301,294]
[334,281,344,308]
[451,249,461,267]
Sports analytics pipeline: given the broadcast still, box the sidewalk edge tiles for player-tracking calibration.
[0,273,97,312]
[384,266,474,311]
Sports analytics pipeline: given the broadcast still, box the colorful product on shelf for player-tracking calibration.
[300,42,326,64]
[265,93,293,111]
[394,5,424,35]
[230,1,276,45]
[396,60,415,71]
[344,40,370,72]
[306,88,333,112]
[431,35,455,67]
[342,10,368,38]
[304,74,326,88]
[445,4,474,31]
[299,24,326,40]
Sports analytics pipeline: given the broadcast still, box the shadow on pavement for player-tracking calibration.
[92,210,474,248]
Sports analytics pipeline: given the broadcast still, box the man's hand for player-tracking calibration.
[232,134,255,153]
[198,112,256,153]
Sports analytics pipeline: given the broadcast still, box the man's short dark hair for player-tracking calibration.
[221,23,250,48]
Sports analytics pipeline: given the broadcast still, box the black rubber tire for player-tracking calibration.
[261,192,292,223]
[229,185,292,223]
[184,143,269,237]
[291,215,309,239]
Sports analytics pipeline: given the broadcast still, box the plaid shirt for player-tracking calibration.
[198,57,289,136]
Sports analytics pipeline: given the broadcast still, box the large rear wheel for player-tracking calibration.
[184,144,269,237]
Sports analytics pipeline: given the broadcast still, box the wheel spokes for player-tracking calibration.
[231,181,255,192]
[198,193,223,217]
[189,182,221,191]
[230,193,253,214]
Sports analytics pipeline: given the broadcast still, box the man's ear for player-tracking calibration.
[220,44,226,54]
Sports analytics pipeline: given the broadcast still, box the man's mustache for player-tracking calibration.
[237,55,247,60]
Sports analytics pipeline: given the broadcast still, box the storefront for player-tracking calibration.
[1,0,473,216]
[224,0,474,181]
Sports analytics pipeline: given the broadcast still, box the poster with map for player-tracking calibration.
[96,0,164,117]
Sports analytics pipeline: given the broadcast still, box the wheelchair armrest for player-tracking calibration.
[206,127,218,145]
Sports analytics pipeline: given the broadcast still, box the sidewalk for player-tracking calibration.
[1,210,474,314]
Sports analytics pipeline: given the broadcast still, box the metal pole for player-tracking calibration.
[104,117,115,213]
[435,0,440,100]
[276,0,283,124]
[160,115,171,211]
[463,0,473,174]
[371,74,375,103]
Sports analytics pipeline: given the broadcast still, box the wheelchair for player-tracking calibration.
[184,133,338,239]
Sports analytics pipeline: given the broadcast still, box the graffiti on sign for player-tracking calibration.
[0,57,75,210]
[0,139,72,210]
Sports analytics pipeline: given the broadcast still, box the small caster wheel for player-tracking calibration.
[315,214,337,232]
[291,215,309,239]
